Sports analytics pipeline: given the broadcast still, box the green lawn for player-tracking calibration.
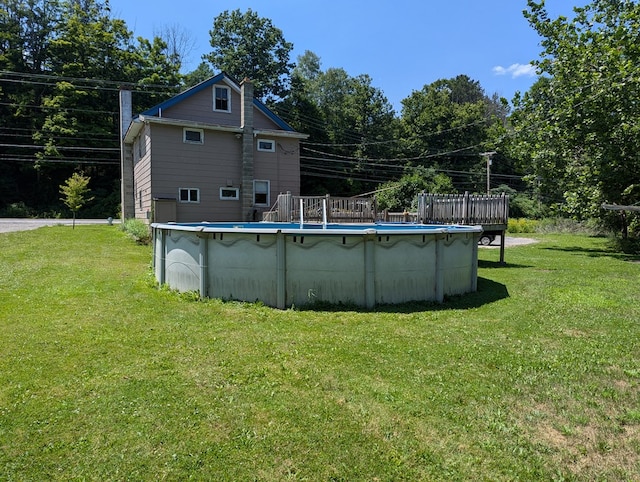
[1,226,638,480]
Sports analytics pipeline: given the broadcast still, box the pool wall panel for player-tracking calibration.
[373,235,439,305]
[285,235,367,307]
[207,233,278,306]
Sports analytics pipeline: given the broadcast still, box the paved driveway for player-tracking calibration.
[0,218,117,233]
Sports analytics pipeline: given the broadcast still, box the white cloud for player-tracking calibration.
[492,63,536,78]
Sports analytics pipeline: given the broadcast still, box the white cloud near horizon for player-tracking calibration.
[492,63,536,78]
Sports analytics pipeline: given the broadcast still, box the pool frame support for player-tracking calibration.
[276,231,286,309]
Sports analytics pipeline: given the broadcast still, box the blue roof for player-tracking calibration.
[140,72,294,132]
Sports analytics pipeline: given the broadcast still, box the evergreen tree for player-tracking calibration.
[204,8,294,101]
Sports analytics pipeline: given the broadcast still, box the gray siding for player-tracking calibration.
[161,83,284,131]
[130,75,304,223]
[163,84,241,126]
[254,138,300,210]
[144,124,301,222]
[133,124,152,221]
[149,124,243,222]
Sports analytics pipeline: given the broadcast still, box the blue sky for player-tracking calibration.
[108,0,585,112]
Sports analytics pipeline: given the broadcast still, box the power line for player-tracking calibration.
[0,70,180,93]
[0,156,119,165]
[0,143,119,152]
[0,101,118,116]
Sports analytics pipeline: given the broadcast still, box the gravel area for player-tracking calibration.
[481,235,538,248]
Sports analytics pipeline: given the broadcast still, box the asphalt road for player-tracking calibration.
[0,218,118,233]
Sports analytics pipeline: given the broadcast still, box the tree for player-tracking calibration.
[204,8,294,101]
[154,23,196,71]
[60,172,93,228]
[182,61,215,89]
[399,75,507,193]
[511,0,640,236]
[275,52,398,195]
[2,0,181,217]
[376,167,454,212]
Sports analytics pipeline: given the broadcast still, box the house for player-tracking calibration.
[119,73,308,223]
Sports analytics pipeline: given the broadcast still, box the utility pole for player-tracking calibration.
[481,151,496,194]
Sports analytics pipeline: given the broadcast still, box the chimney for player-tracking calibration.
[240,78,254,219]
[119,87,135,219]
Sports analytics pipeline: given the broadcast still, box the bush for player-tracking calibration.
[120,218,151,245]
[0,202,35,218]
[535,217,607,236]
[507,218,538,233]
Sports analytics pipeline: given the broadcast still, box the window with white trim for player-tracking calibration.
[213,85,231,112]
[179,188,200,203]
[253,180,270,206]
[183,128,204,144]
[257,139,275,152]
[219,187,239,200]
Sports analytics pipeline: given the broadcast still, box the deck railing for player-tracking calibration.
[417,192,509,226]
[265,192,509,227]
[265,193,376,223]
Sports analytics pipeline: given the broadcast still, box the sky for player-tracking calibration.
[107,0,586,113]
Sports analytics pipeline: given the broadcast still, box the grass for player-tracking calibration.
[0,226,638,480]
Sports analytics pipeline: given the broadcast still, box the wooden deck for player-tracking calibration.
[266,192,508,226]
[264,193,376,223]
[265,191,509,262]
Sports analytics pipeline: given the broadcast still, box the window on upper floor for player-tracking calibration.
[183,128,204,144]
[213,85,231,112]
[257,139,275,152]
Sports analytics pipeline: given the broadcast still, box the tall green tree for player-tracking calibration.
[204,8,294,101]
[276,52,398,195]
[399,75,507,193]
[0,0,181,216]
[0,0,58,208]
[511,0,640,234]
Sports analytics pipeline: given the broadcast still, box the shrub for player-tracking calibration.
[536,217,607,236]
[1,202,35,218]
[120,218,151,245]
[507,218,538,233]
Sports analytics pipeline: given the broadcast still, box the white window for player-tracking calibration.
[183,128,204,144]
[219,187,239,200]
[179,188,200,203]
[253,180,270,206]
[257,139,275,152]
[213,85,231,112]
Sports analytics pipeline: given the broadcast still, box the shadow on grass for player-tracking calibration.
[541,245,640,262]
[295,277,509,314]
[478,260,533,270]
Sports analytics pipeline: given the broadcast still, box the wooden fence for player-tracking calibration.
[417,192,509,227]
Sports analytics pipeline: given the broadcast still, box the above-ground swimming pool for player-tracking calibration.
[151,222,482,309]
